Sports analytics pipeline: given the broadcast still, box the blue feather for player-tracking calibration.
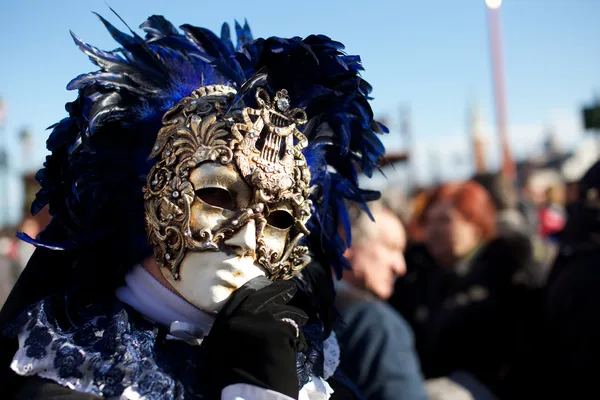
[220,23,235,54]
[16,232,67,250]
[92,12,134,45]
[235,19,253,50]
[335,195,352,249]
[227,70,269,112]
[140,15,179,41]
[70,31,124,69]
[180,24,232,59]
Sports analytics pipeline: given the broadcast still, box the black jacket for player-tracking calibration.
[390,238,540,396]
[521,244,600,399]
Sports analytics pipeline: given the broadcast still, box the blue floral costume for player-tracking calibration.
[6,295,345,399]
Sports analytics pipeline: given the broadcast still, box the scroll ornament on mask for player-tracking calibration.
[144,85,313,281]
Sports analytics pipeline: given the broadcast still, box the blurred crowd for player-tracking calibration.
[333,160,600,399]
[1,159,600,399]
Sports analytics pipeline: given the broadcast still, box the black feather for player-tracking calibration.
[140,15,179,41]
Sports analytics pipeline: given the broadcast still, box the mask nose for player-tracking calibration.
[224,219,257,255]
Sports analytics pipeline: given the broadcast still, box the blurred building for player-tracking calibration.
[516,129,574,187]
[582,101,600,131]
[562,136,600,183]
[379,151,410,168]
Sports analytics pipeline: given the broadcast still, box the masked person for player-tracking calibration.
[0,13,386,400]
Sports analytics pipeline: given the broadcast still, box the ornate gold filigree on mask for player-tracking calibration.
[144,85,312,280]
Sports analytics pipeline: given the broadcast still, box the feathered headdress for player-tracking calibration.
[21,12,387,279]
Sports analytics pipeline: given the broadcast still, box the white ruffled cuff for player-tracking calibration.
[221,383,295,400]
[220,375,335,400]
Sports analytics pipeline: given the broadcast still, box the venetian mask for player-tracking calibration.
[143,85,313,312]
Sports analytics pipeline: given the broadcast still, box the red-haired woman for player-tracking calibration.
[390,180,533,398]
[423,181,497,271]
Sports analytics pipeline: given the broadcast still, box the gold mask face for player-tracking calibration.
[144,85,312,282]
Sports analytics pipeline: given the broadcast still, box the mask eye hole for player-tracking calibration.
[196,187,234,210]
[267,210,295,229]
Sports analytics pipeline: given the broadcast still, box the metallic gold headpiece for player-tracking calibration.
[144,85,313,280]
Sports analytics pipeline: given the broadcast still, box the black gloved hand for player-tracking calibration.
[202,276,308,399]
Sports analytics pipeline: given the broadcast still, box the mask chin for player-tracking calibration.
[161,250,266,314]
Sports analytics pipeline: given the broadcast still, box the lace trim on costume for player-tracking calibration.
[6,299,185,399]
[6,297,341,400]
[299,377,335,400]
[322,331,340,380]
[296,330,339,399]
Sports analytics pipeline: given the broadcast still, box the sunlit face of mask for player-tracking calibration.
[144,85,313,312]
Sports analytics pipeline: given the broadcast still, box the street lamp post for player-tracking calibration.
[486,0,516,181]
[0,98,8,227]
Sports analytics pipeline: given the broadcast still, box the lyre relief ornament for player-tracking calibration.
[144,85,312,312]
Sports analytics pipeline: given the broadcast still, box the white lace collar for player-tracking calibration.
[115,265,215,339]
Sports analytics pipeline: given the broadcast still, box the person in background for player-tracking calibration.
[564,180,580,214]
[335,199,428,400]
[517,179,541,233]
[472,173,551,287]
[405,188,431,244]
[471,173,525,238]
[538,184,567,243]
[422,181,497,272]
[380,187,410,228]
[0,253,20,310]
[15,206,52,271]
[518,160,600,399]
[0,207,51,311]
[390,180,533,398]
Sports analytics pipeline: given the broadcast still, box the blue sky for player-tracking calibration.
[1,0,599,224]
